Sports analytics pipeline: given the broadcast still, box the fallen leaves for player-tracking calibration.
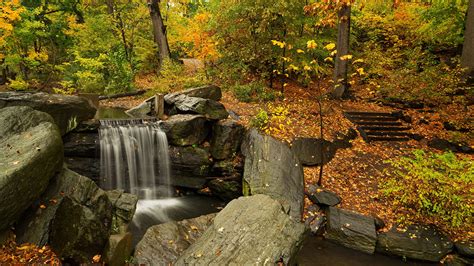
[0,237,60,264]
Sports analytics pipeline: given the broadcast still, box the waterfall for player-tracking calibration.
[99,119,171,199]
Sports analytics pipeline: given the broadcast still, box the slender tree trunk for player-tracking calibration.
[462,0,474,82]
[316,79,324,186]
[148,0,171,68]
[106,0,114,14]
[281,27,287,94]
[332,4,351,99]
[0,59,6,85]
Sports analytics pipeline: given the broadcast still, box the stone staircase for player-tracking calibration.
[344,111,417,143]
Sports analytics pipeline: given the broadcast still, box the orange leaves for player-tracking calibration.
[172,11,220,62]
[92,254,101,263]
[0,240,61,264]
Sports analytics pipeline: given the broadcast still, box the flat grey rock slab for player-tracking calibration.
[325,207,377,254]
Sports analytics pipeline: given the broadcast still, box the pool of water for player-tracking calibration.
[95,106,130,119]
[296,236,438,266]
[129,195,226,246]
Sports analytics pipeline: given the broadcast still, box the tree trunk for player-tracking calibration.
[332,4,351,99]
[148,0,171,68]
[462,0,474,82]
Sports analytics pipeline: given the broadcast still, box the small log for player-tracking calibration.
[98,90,146,100]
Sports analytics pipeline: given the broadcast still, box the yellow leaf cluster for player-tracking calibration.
[306,40,317,50]
[324,43,336,51]
[340,54,353,61]
[0,0,24,52]
[271,40,286,49]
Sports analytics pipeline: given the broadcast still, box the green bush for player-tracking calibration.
[146,59,209,96]
[382,150,474,227]
[7,77,29,91]
[250,109,269,130]
[231,81,277,103]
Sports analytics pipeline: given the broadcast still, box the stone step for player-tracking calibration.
[358,126,411,131]
[367,136,411,142]
[365,131,412,137]
[345,111,394,117]
[355,121,403,126]
[348,116,399,122]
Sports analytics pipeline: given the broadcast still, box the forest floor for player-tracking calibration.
[103,80,473,241]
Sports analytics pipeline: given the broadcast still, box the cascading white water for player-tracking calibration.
[99,119,171,199]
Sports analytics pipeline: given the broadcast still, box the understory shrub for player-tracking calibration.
[382,150,474,228]
[231,81,277,103]
[250,104,291,136]
[147,59,209,95]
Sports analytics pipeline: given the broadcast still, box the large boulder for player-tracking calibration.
[241,129,304,220]
[164,85,222,102]
[176,195,306,265]
[168,95,228,120]
[0,92,97,135]
[15,167,113,262]
[135,213,217,265]
[160,114,209,146]
[376,224,453,262]
[325,207,377,254]
[0,106,63,231]
[210,119,245,160]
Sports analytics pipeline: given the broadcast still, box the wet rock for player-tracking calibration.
[455,241,474,258]
[325,207,377,254]
[176,195,306,265]
[0,230,14,246]
[125,101,151,118]
[291,138,336,166]
[374,216,386,231]
[169,146,212,178]
[211,158,244,177]
[210,119,245,160]
[103,233,133,266]
[63,132,98,158]
[16,168,112,263]
[65,157,100,183]
[165,85,222,102]
[444,254,474,266]
[169,95,228,120]
[106,190,138,233]
[376,224,453,262]
[305,213,326,235]
[0,91,97,135]
[135,213,217,265]
[160,114,209,146]
[306,184,341,207]
[208,178,242,201]
[0,106,63,231]
[428,138,473,154]
[241,129,304,220]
